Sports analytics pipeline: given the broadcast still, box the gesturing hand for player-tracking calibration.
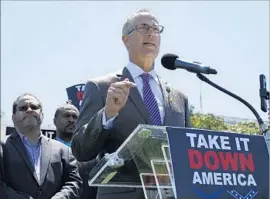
[104,78,136,120]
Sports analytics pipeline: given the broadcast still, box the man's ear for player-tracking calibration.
[122,35,129,49]
[12,114,16,123]
[53,117,56,126]
[39,112,44,124]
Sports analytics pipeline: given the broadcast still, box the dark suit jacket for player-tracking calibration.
[71,67,190,199]
[0,141,7,199]
[1,133,82,199]
[77,160,98,199]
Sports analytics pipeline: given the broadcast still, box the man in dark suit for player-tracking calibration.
[0,141,7,199]
[71,9,190,199]
[54,101,97,199]
[1,93,82,199]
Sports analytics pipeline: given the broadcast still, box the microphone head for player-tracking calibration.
[161,53,179,70]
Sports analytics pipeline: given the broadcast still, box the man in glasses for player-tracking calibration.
[1,93,82,199]
[72,9,190,199]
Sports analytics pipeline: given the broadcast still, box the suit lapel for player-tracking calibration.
[120,67,152,124]
[10,133,39,183]
[39,136,51,186]
[157,75,171,126]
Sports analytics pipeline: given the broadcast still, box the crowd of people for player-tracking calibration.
[1,8,187,199]
[0,96,97,199]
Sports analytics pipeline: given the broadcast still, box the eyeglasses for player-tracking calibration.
[127,23,164,35]
[18,104,40,112]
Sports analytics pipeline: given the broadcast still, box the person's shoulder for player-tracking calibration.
[171,86,188,100]
[84,69,123,92]
[44,138,75,162]
[158,75,188,100]
[3,135,11,143]
[86,69,122,85]
[43,136,69,152]
[3,132,17,145]
[50,137,67,146]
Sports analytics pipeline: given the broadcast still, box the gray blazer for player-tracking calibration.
[2,132,82,199]
[71,67,190,199]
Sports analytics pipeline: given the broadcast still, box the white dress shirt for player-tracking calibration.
[102,62,164,128]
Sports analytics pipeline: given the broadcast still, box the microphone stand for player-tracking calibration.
[196,73,269,135]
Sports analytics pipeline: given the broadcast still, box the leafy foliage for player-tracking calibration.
[190,106,261,134]
[191,113,229,131]
[226,121,260,134]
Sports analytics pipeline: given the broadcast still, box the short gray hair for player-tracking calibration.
[12,93,42,114]
[122,9,159,36]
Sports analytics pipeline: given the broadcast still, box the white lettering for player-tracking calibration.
[213,173,223,185]
[220,136,231,150]
[240,138,250,151]
[187,134,232,150]
[75,85,82,91]
[75,85,85,92]
[235,137,241,150]
[248,174,257,186]
[192,172,257,186]
[186,133,197,147]
[47,131,55,139]
[43,131,55,139]
[193,171,202,184]
[232,173,237,185]
[238,174,246,186]
[208,135,220,149]
[198,134,209,149]
[74,85,85,107]
[201,172,213,185]
[223,173,233,185]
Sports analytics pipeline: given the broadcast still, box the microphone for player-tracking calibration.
[259,74,269,112]
[161,53,217,75]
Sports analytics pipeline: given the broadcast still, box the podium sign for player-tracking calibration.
[88,125,269,199]
[167,127,270,199]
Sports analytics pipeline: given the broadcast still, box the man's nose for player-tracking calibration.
[68,116,76,123]
[25,107,34,112]
[148,28,155,36]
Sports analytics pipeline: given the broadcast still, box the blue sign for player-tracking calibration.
[166,127,269,199]
[66,84,85,110]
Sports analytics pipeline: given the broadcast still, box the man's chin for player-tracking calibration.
[21,124,39,132]
[65,130,74,135]
[23,120,38,127]
[141,51,158,60]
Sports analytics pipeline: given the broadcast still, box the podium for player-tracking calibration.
[89,124,270,199]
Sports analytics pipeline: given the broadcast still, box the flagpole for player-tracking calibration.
[200,81,203,113]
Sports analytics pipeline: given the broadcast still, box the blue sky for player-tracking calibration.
[1,1,269,128]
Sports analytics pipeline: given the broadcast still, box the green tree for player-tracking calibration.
[190,113,228,131]
[227,121,260,134]
[189,106,261,134]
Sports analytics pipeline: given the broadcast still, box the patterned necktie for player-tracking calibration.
[141,73,162,126]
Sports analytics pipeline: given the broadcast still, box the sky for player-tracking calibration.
[1,1,269,128]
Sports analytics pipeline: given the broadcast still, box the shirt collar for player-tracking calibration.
[17,132,42,146]
[56,136,71,147]
[126,62,159,82]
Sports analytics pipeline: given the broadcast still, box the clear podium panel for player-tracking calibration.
[265,131,270,154]
[88,124,175,191]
